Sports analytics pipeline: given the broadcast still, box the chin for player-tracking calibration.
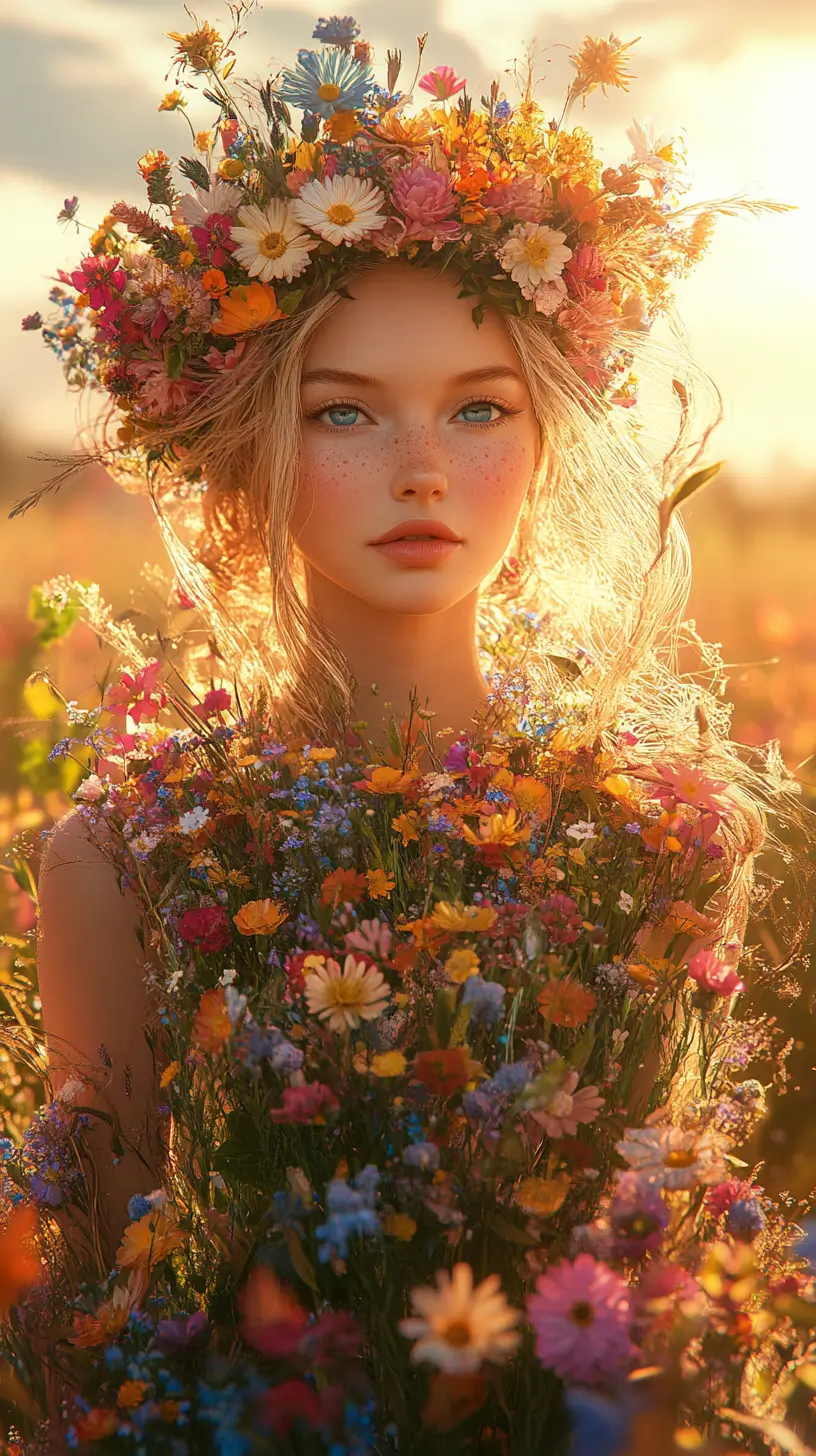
[360,576,477,616]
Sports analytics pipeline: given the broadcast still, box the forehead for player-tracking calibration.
[301,263,520,383]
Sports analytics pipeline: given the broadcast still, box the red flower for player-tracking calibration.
[264,1380,325,1437]
[177,904,231,953]
[412,1047,472,1098]
[190,212,237,268]
[193,688,232,720]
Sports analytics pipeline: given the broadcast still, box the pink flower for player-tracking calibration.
[391,162,462,243]
[418,65,466,101]
[129,358,201,419]
[345,919,392,958]
[192,688,232,721]
[564,243,608,300]
[705,1178,755,1220]
[190,212,237,268]
[484,176,543,221]
[528,1070,603,1138]
[270,1083,339,1124]
[526,1254,634,1384]
[649,762,728,813]
[687,949,744,996]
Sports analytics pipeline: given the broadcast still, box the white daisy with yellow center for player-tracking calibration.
[291,173,387,247]
[230,199,319,283]
[497,222,573,295]
[304,953,390,1032]
[399,1263,521,1374]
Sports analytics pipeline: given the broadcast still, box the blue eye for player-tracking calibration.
[325,405,360,427]
[458,402,498,424]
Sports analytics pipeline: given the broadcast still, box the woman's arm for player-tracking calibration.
[37,811,167,1271]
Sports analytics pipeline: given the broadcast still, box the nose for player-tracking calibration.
[390,464,449,504]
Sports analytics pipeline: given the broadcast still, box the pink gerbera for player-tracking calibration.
[650,762,728,813]
[418,65,466,101]
[526,1254,634,1384]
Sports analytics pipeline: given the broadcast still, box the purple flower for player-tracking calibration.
[727,1198,766,1242]
[608,1174,668,1257]
[154,1309,210,1353]
[20,312,43,331]
[462,975,506,1027]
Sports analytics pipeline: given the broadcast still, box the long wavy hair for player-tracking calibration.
[85,262,807,947]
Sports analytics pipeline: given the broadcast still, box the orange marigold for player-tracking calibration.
[233,898,288,935]
[116,1210,187,1273]
[321,866,367,906]
[413,1048,474,1098]
[211,282,282,335]
[537,979,597,1028]
[192,986,232,1053]
[367,867,395,899]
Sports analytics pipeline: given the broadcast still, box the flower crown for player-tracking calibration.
[24,8,747,480]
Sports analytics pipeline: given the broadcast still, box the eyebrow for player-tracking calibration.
[300,365,525,389]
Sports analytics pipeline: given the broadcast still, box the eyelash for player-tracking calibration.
[307,395,521,431]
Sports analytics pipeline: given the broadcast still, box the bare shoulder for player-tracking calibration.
[39,807,139,929]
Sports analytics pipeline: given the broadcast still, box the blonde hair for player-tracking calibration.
[109,264,805,946]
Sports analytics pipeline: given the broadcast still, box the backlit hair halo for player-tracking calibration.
[20,6,768,493]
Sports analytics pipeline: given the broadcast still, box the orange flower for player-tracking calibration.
[201,267,228,298]
[75,1409,118,1441]
[462,808,528,849]
[511,776,552,816]
[116,1210,187,1273]
[233,898,288,936]
[211,282,283,336]
[192,986,232,1052]
[453,163,491,200]
[118,1380,151,1409]
[537,979,597,1027]
[0,1206,41,1314]
[167,22,223,71]
[413,1048,474,1098]
[70,1270,146,1347]
[241,1264,308,1351]
[321,867,367,906]
[323,109,361,143]
[358,765,418,795]
[392,811,420,845]
[367,868,395,899]
[137,149,170,179]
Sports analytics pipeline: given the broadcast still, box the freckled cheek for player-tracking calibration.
[452,436,536,506]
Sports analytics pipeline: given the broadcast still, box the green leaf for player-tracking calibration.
[568,1029,596,1074]
[658,460,723,552]
[22,675,61,720]
[277,288,306,316]
[485,1211,538,1247]
[164,343,185,381]
[545,653,582,681]
[285,1226,319,1291]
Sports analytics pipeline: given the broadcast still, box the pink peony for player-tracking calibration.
[418,65,466,101]
[484,176,543,221]
[270,1082,339,1124]
[177,904,232,954]
[687,949,744,996]
[526,1254,634,1384]
[391,161,462,243]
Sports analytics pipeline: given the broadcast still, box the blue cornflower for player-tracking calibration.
[494,99,512,121]
[727,1198,766,1241]
[313,14,360,45]
[565,1388,630,1456]
[278,47,373,119]
[462,975,506,1027]
[316,1164,381,1261]
[403,1141,439,1172]
[128,1194,152,1221]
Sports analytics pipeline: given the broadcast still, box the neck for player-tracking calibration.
[304,570,488,743]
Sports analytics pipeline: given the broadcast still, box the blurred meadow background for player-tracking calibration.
[0,2,814,1199]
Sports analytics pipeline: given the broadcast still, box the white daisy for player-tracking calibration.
[291,173,387,247]
[566,819,596,842]
[305,953,390,1032]
[230,199,319,282]
[626,117,689,189]
[497,222,572,297]
[178,805,210,834]
[616,1124,731,1190]
[173,177,244,227]
[400,1263,521,1374]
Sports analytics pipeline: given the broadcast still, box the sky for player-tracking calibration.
[1,0,814,494]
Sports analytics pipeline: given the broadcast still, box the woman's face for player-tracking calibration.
[292,264,540,616]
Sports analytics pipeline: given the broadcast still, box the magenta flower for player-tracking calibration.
[564,243,608,300]
[391,161,461,243]
[270,1082,339,1124]
[608,1173,669,1257]
[484,175,542,221]
[418,64,466,101]
[190,211,237,267]
[687,949,744,996]
[526,1254,634,1384]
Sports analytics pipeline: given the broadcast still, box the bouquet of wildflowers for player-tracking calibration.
[2,662,815,1456]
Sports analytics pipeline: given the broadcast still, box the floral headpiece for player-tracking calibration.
[24,6,745,480]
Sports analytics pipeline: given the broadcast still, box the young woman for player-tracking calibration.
[17,14,806,1453]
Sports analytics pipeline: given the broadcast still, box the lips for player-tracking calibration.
[369,519,463,567]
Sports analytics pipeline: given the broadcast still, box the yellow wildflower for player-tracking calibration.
[195,129,214,152]
[462,808,528,848]
[370,1051,407,1078]
[159,1061,180,1089]
[118,1380,151,1409]
[430,901,497,934]
[392,811,421,845]
[444,948,481,984]
[569,34,639,104]
[324,110,361,143]
[361,765,418,795]
[384,1212,417,1241]
[310,747,337,761]
[218,158,245,180]
[116,1211,186,1273]
[158,90,186,111]
[514,1175,570,1216]
[167,22,223,72]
